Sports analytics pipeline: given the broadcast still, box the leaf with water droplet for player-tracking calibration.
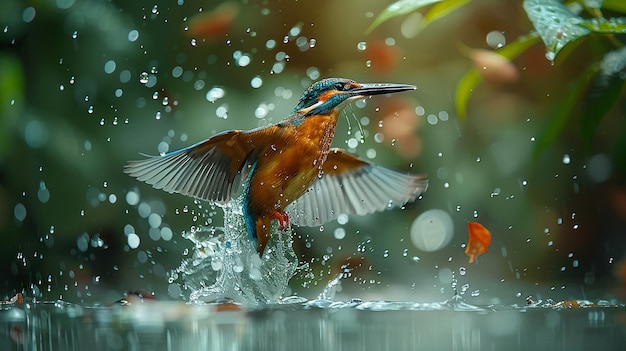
[577,17,626,34]
[523,0,591,59]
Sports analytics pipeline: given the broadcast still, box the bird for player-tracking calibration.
[124,78,427,255]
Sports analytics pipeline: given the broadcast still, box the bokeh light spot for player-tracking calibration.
[410,209,454,252]
[24,120,49,148]
[14,203,27,221]
[127,233,140,249]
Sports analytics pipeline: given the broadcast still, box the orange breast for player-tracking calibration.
[247,114,337,215]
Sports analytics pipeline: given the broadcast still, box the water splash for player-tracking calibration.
[317,273,344,300]
[172,195,298,305]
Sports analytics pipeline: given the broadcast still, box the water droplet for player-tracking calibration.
[216,104,228,119]
[237,54,251,67]
[562,154,571,164]
[289,25,301,37]
[490,188,501,197]
[486,30,506,49]
[127,233,140,249]
[306,66,320,80]
[128,29,139,42]
[206,87,225,102]
[139,72,149,84]
[333,228,345,240]
[357,41,367,51]
[251,76,263,88]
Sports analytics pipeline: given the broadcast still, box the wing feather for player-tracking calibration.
[124,130,257,203]
[288,149,427,226]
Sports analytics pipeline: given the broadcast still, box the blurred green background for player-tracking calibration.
[1,0,625,305]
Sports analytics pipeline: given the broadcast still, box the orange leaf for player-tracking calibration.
[466,221,491,263]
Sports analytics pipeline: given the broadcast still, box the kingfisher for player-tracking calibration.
[125,78,427,255]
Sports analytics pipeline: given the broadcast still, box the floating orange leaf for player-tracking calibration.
[187,2,239,42]
[466,221,491,263]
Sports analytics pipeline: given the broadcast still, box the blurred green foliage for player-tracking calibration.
[370,0,626,159]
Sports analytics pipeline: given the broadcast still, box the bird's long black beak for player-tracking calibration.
[351,83,416,97]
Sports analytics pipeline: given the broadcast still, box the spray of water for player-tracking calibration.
[171,195,298,305]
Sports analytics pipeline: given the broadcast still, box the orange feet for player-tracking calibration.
[271,210,290,230]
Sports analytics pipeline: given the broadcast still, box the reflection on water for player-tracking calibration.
[1,299,625,351]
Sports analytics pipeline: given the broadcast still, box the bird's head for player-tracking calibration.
[292,78,416,117]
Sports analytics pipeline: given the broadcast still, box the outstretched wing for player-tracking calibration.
[124,130,258,203]
[288,148,427,226]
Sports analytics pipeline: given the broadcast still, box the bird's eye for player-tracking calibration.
[334,82,351,91]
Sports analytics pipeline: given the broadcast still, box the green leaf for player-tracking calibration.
[420,0,471,32]
[577,17,626,34]
[455,69,480,122]
[0,53,25,156]
[533,64,600,159]
[365,0,443,34]
[603,0,626,14]
[492,32,542,61]
[612,125,626,176]
[455,33,541,122]
[580,47,626,148]
[523,0,591,59]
